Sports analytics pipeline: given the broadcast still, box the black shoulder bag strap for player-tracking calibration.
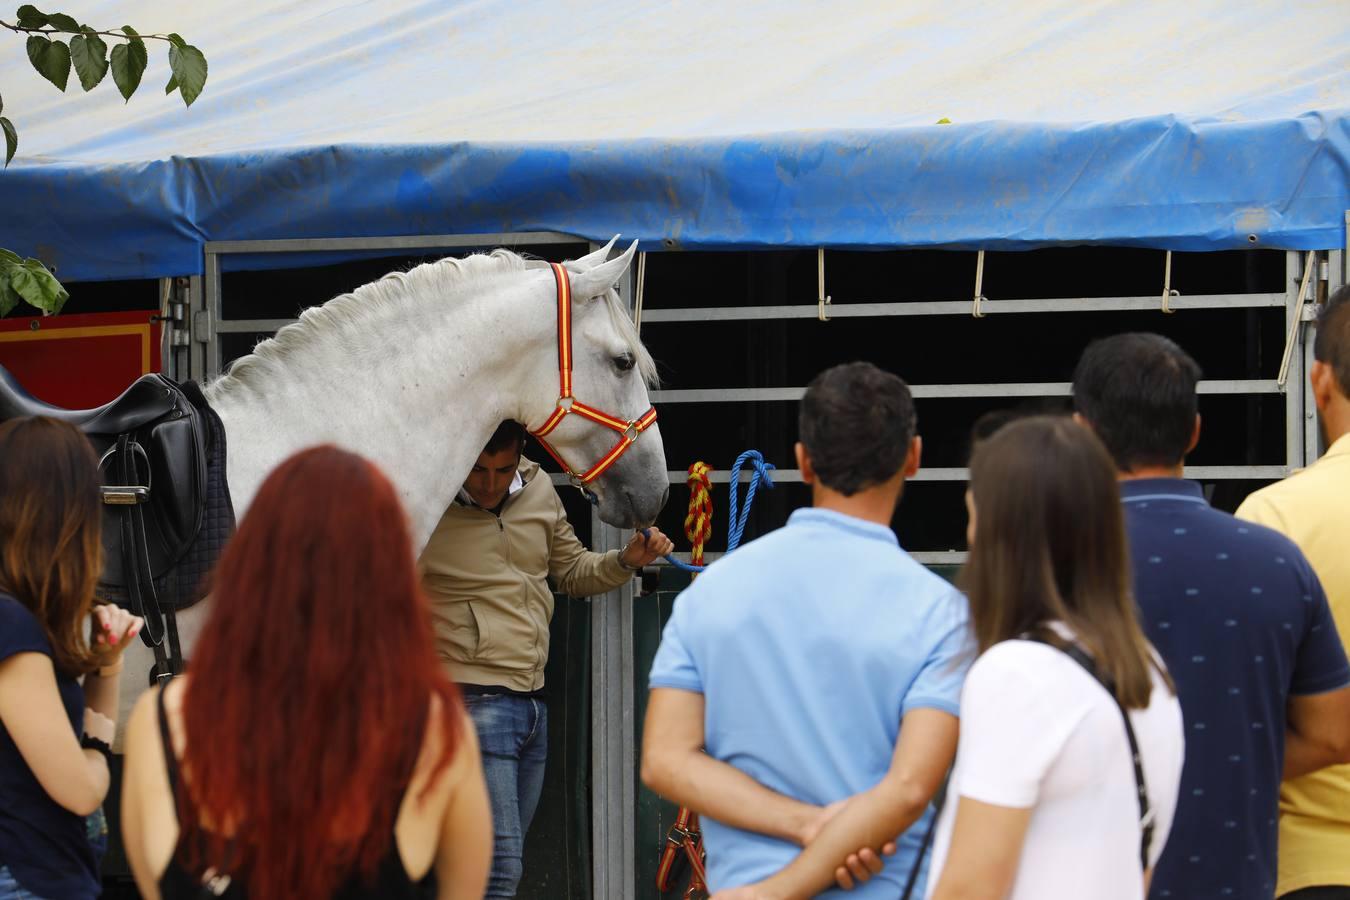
[899,770,950,900]
[1027,635,1155,871]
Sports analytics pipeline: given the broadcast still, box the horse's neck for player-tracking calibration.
[207,279,548,549]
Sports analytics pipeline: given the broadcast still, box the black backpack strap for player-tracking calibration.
[1025,635,1154,871]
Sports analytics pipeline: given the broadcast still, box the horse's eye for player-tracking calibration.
[613,353,636,373]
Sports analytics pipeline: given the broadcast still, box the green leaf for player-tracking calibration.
[0,249,21,267]
[167,43,206,106]
[120,25,140,39]
[8,258,68,315]
[110,38,147,101]
[70,30,109,91]
[26,35,71,92]
[1,117,16,167]
[164,73,177,95]
[44,11,78,31]
[165,33,187,48]
[15,5,48,28]
[0,282,20,317]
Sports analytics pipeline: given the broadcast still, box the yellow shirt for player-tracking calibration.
[1237,433,1350,895]
[418,457,630,692]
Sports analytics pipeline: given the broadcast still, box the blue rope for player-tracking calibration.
[726,450,775,553]
[636,449,775,573]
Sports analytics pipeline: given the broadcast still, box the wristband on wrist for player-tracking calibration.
[96,660,123,678]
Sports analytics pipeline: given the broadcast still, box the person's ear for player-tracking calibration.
[903,436,922,477]
[795,442,815,485]
[1311,360,1336,414]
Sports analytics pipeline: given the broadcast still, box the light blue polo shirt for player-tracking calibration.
[649,507,971,896]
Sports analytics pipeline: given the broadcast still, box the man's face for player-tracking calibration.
[464,445,521,509]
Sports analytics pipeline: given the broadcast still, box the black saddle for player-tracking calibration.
[0,367,212,682]
[0,366,181,436]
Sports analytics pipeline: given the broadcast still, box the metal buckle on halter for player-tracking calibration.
[557,396,574,412]
[622,420,640,442]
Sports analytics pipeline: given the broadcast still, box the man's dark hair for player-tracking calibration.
[1314,283,1350,397]
[484,420,527,455]
[798,362,916,496]
[1072,333,1202,472]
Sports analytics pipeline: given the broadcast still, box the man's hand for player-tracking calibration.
[798,797,895,889]
[710,886,781,900]
[620,527,675,568]
[708,843,892,900]
[800,798,849,846]
[833,845,892,890]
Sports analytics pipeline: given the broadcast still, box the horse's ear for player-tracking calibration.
[567,236,620,271]
[568,240,637,300]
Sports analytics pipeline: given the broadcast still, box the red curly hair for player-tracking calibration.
[180,445,461,897]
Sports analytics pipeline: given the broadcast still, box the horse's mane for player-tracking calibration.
[206,249,656,401]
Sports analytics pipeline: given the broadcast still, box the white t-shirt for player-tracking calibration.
[926,636,1185,900]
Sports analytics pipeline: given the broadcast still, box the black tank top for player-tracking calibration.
[155,687,435,899]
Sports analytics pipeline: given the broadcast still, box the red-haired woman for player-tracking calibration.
[0,416,143,900]
[120,445,491,900]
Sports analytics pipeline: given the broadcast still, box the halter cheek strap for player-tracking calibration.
[529,263,658,487]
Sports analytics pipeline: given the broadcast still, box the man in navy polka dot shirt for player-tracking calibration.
[1073,333,1350,900]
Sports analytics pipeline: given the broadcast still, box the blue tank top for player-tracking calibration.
[0,594,100,900]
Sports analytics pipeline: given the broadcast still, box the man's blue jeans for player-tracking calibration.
[465,692,549,899]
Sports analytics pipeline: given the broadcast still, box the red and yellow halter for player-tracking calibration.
[529,263,658,488]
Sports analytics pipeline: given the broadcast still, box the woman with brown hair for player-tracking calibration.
[0,416,144,900]
[925,416,1185,900]
[120,445,491,900]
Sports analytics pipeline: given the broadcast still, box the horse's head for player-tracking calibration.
[519,240,669,529]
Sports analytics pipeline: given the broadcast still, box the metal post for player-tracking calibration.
[1285,251,1308,473]
[201,251,223,378]
[186,274,205,381]
[590,249,638,899]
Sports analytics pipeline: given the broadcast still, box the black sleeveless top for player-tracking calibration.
[155,688,435,899]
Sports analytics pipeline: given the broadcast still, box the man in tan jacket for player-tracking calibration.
[420,420,672,898]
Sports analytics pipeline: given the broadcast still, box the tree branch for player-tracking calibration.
[0,21,177,42]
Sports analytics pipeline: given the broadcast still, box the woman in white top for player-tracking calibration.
[710,416,1185,900]
[925,416,1185,900]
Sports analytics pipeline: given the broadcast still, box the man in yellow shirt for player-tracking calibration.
[420,420,673,897]
[1238,285,1350,899]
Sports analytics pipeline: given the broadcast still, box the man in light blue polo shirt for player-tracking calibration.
[641,362,970,898]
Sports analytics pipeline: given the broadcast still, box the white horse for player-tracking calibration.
[118,240,668,726]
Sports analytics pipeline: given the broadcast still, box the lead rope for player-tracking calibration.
[650,453,773,897]
[684,462,714,568]
[655,463,714,897]
[635,449,774,572]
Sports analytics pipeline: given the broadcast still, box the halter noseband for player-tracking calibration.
[529,263,658,490]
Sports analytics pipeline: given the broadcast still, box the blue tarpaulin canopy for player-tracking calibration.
[1,0,1347,281]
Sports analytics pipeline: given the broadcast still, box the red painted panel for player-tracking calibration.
[0,311,162,408]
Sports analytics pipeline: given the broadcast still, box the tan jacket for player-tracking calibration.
[419,457,632,691]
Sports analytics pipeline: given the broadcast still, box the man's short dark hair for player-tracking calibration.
[1314,283,1350,397]
[1072,333,1202,472]
[484,420,527,456]
[798,362,916,496]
